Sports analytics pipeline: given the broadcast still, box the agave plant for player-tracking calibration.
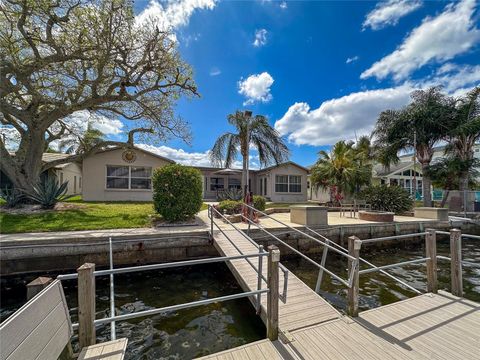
[27,177,73,209]
[217,188,243,201]
[0,187,24,208]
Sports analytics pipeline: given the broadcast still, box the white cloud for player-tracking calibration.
[135,0,216,42]
[136,144,260,169]
[253,29,268,47]
[238,72,274,105]
[361,0,480,81]
[346,56,359,64]
[209,67,221,76]
[0,126,21,151]
[363,0,422,31]
[275,86,412,146]
[280,1,287,10]
[421,63,480,96]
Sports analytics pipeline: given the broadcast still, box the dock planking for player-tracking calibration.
[197,291,480,359]
[211,229,341,333]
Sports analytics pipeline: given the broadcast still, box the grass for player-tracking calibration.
[0,197,208,234]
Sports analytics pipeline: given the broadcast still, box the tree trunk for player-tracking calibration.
[241,155,247,197]
[458,172,469,192]
[440,190,450,208]
[421,163,432,207]
[1,129,46,194]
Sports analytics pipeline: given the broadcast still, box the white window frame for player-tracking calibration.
[275,174,302,193]
[105,165,152,190]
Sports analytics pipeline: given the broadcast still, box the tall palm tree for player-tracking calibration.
[210,110,289,193]
[310,141,371,204]
[373,87,451,206]
[59,123,105,154]
[444,87,480,192]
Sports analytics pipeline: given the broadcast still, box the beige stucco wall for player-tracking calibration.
[258,163,308,203]
[82,149,171,201]
[55,163,82,195]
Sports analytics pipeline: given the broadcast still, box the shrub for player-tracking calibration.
[358,185,413,214]
[218,200,242,215]
[0,187,24,208]
[217,188,243,201]
[152,164,203,222]
[253,195,266,211]
[27,177,73,209]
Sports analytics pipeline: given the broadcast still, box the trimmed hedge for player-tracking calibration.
[253,195,266,211]
[218,200,242,215]
[358,185,413,214]
[152,164,203,222]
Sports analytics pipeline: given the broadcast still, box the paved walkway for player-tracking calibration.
[1,209,439,243]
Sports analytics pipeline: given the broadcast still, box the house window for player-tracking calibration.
[264,178,267,195]
[275,175,289,192]
[260,178,263,195]
[106,165,151,189]
[228,178,241,190]
[79,177,82,189]
[210,177,224,191]
[289,175,302,193]
[130,166,152,189]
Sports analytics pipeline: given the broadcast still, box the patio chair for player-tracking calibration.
[0,280,128,360]
[339,201,356,217]
[354,199,371,212]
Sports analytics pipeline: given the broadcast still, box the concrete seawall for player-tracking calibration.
[1,220,473,275]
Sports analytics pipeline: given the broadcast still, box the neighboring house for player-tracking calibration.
[1,153,82,195]
[372,161,423,197]
[81,147,310,202]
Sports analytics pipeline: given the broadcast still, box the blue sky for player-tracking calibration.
[61,1,480,167]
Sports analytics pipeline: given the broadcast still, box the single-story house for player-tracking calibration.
[373,161,423,197]
[1,153,82,195]
[81,147,310,202]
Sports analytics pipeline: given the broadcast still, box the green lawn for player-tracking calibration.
[0,197,208,234]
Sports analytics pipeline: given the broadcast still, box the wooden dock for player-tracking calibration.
[211,229,341,333]
[198,291,480,359]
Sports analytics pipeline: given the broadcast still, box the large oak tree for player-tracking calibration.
[0,0,198,192]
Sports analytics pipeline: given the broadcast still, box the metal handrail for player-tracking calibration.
[71,289,270,331]
[437,256,480,268]
[240,213,354,288]
[360,232,428,244]
[358,257,430,275]
[241,203,357,261]
[305,227,423,295]
[57,252,268,280]
[208,205,289,303]
[436,230,480,240]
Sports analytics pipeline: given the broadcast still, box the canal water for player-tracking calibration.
[0,263,265,359]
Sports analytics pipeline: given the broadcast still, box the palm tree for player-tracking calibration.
[59,123,105,154]
[373,87,451,206]
[210,110,289,194]
[444,87,480,192]
[310,141,372,204]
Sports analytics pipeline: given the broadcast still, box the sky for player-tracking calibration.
[4,0,480,168]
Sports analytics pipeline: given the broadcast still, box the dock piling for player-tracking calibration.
[267,245,280,341]
[426,229,438,294]
[78,263,96,348]
[347,236,361,317]
[450,229,463,297]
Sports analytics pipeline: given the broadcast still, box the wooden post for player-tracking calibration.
[77,263,96,348]
[267,245,280,341]
[26,276,53,300]
[425,229,438,294]
[450,229,463,297]
[347,236,361,317]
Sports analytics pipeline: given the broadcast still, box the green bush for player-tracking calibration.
[152,164,203,222]
[218,200,242,215]
[358,185,413,214]
[253,195,266,211]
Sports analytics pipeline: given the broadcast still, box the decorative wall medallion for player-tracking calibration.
[122,150,137,163]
